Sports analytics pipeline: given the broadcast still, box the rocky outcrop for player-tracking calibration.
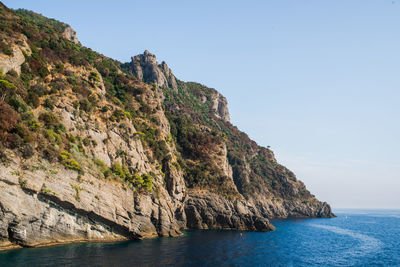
[130,50,178,91]
[160,61,178,92]
[62,26,79,44]
[250,197,334,219]
[0,154,182,249]
[185,191,274,231]
[210,91,230,122]
[129,51,230,122]
[0,35,31,75]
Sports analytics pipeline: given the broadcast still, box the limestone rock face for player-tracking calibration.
[210,91,230,122]
[249,195,334,219]
[160,61,178,92]
[130,50,178,92]
[0,155,182,249]
[0,62,186,249]
[185,191,274,231]
[62,26,79,44]
[0,35,31,75]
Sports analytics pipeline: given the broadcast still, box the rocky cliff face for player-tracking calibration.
[185,190,274,231]
[0,3,333,250]
[126,51,230,122]
[129,50,178,92]
[0,57,186,249]
[210,91,230,122]
[62,26,79,44]
[0,34,31,75]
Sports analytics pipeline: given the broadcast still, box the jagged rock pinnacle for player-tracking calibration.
[130,50,178,92]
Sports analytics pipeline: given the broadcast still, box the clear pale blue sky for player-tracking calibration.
[5,0,400,209]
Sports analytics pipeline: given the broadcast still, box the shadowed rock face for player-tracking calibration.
[185,191,275,231]
[0,3,333,250]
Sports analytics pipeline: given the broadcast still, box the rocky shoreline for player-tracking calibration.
[0,3,333,251]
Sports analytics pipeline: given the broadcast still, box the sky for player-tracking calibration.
[4,0,400,209]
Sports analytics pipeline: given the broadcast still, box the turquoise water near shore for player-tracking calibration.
[1,209,399,266]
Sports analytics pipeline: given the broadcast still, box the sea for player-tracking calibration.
[0,209,399,266]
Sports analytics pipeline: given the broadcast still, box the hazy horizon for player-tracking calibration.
[4,0,399,209]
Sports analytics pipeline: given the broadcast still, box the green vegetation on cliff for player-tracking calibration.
[0,4,161,193]
[0,3,333,250]
[1,1,318,205]
[161,80,314,201]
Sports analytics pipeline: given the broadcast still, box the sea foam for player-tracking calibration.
[310,224,383,257]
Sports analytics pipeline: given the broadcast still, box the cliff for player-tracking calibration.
[0,3,333,250]
[122,51,230,122]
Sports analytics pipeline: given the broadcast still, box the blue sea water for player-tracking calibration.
[0,209,399,266]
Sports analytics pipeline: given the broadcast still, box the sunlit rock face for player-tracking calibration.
[62,26,79,44]
[130,50,178,92]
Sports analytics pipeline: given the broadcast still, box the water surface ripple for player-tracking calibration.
[0,209,399,266]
